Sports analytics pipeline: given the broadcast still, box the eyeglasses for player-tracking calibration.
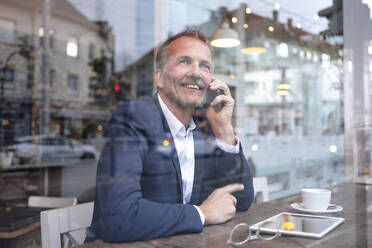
[227,221,281,246]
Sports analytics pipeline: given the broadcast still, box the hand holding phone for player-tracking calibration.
[206,88,223,111]
[205,78,236,146]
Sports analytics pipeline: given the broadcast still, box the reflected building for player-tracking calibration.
[3,2,372,245]
[120,3,343,137]
[214,3,344,198]
[0,0,114,144]
[117,3,344,199]
[206,4,342,138]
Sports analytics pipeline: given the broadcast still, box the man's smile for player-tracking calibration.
[185,84,201,90]
[178,76,206,92]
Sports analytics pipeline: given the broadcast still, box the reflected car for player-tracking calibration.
[12,135,99,164]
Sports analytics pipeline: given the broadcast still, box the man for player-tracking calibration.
[86,30,254,243]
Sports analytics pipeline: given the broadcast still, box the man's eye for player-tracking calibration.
[179,59,189,64]
[201,64,211,71]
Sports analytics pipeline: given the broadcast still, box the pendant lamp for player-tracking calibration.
[210,21,240,48]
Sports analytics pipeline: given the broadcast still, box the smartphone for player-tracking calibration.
[206,88,223,111]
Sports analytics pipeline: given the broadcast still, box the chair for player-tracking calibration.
[28,196,77,208]
[253,177,269,202]
[41,202,94,248]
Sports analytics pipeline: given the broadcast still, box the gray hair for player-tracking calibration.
[155,30,214,70]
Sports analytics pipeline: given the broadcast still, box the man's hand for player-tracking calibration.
[198,184,244,225]
[206,78,236,146]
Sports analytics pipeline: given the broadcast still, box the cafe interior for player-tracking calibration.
[0,0,371,247]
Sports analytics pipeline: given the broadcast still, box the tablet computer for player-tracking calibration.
[250,212,344,239]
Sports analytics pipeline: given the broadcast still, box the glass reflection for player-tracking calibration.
[0,1,348,244]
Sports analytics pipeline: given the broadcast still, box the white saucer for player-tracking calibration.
[290,202,343,214]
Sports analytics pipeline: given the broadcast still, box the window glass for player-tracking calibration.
[50,69,55,86]
[1,1,363,244]
[89,43,95,59]
[0,0,346,197]
[0,18,15,43]
[67,74,79,91]
[38,27,55,49]
[66,37,78,57]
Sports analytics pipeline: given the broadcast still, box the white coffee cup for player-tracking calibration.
[301,188,331,211]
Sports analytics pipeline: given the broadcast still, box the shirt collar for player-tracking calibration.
[158,94,196,137]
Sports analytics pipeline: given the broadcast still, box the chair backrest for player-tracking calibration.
[28,196,77,208]
[253,177,269,202]
[41,202,94,248]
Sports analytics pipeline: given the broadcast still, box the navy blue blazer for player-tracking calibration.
[86,95,254,243]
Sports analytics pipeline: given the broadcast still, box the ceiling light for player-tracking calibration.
[277,90,288,96]
[241,47,267,55]
[211,21,240,48]
[278,83,290,90]
[246,8,252,14]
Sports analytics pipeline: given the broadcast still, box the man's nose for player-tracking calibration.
[189,62,201,77]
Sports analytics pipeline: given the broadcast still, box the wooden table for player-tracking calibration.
[79,182,372,248]
[0,222,40,239]
[0,207,42,248]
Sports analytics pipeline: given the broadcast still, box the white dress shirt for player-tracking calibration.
[158,94,239,225]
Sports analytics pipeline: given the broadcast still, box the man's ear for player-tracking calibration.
[155,69,164,89]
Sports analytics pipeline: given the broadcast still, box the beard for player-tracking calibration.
[162,74,207,108]
[177,76,205,90]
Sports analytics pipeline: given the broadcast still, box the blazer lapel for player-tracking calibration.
[153,94,184,200]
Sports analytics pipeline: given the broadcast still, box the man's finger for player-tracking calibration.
[230,195,237,206]
[220,183,244,194]
[211,95,233,107]
[209,80,231,97]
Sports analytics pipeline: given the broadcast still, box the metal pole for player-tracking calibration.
[42,0,51,136]
[0,61,4,150]
[0,52,17,149]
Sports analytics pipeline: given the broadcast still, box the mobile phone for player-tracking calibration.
[206,88,223,111]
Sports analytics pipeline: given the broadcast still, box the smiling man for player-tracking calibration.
[86,30,254,243]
